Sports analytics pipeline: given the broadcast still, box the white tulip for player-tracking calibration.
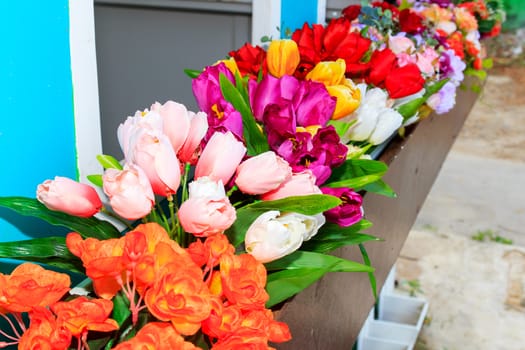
[368,108,403,145]
[245,211,326,263]
[187,176,225,200]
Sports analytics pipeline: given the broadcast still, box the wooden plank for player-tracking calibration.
[275,79,481,349]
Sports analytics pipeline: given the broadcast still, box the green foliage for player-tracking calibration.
[96,154,123,170]
[471,229,513,245]
[0,236,83,273]
[0,197,120,239]
[397,78,451,120]
[265,251,374,307]
[219,73,269,156]
[326,158,390,192]
[87,174,103,187]
[183,68,202,78]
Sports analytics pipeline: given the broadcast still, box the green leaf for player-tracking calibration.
[464,67,487,81]
[265,250,374,307]
[225,207,264,247]
[0,237,84,273]
[397,78,450,120]
[265,250,374,273]
[266,268,326,308]
[87,174,103,187]
[96,154,123,170]
[0,197,121,239]
[302,221,378,253]
[359,243,377,300]
[219,73,269,156]
[112,291,131,326]
[482,58,493,70]
[325,159,388,189]
[362,179,397,198]
[328,119,356,139]
[184,68,202,79]
[247,194,341,215]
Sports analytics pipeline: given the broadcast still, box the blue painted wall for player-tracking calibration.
[281,0,319,37]
[0,1,78,260]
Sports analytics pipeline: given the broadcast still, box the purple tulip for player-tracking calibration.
[192,63,243,141]
[293,80,336,127]
[321,187,363,227]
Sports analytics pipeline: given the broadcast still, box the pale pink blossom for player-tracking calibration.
[261,170,321,201]
[235,151,292,195]
[245,211,326,263]
[37,177,102,217]
[416,47,439,76]
[388,35,415,55]
[195,131,246,185]
[118,110,163,159]
[178,177,236,237]
[150,100,191,153]
[127,128,181,196]
[102,164,154,220]
[178,111,208,164]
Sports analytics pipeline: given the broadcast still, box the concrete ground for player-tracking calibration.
[394,64,525,350]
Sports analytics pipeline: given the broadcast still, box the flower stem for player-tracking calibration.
[226,185,238,197]
[0,314,21,339]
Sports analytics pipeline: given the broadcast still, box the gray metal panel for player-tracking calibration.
[94,4,251,157]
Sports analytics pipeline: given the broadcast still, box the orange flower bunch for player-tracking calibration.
[5,222,288,349]
[0,263,118,349]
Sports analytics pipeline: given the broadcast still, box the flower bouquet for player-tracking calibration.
[0,0,503,348]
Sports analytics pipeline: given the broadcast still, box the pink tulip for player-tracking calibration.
[103,164,155,220]
[150,101,191,153]
[195,131,246,185]
[235,151,292,195]
[37,177,102,217]
[178,177,236,237]
[261,170,321,201]
[178,111,208,164]
[118,110,163,159]
[128,128,181,196]
[388,35,415,55]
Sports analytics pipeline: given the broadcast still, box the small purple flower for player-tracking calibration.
[427,81,457,114]
[439,49,466,84]
[192,63,243,140]
[321,187,363,227]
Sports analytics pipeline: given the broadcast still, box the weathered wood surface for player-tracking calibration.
[275,80,481,349]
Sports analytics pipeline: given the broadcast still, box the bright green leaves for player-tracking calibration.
[219,73,269,156]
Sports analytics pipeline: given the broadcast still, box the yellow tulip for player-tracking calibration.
[327,80,361,120]
[215,57,240,76]
[267,39,300,78]
[306,59,347,86]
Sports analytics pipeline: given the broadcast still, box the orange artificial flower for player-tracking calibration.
[202,303,243,340]
[187,239,208,267]
[52,296,119,337]
[454,7,478,31]
[204,234,235,266]
[18,307,72,350]
[144,260,212,335]
[266,39,301,78]
[66,232,125,299]
[242,309,291,344]
[220,253,269,310]
[421,4,453,22]
[112,322,201,350]
[210,328,275,350]
[0,263,70,313]
[446,32,465,59]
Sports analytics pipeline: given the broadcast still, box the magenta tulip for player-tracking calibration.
[37,177,102,217]
[321,187,363,227]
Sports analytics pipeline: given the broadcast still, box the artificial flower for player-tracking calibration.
[235,151,292,195]
[192,63,244,140]
[195,131,246,185]
[36,177,102,218]
[261,170,321,201]
[266,39,301,78]
[0,263,70,313]
[228,42,267,79]
[18,307,72,350]
[245,210,326,263]
[103,164,155,220]
[321,187,363,227]
[112,322,201,350]
[177,110,209,164]
[178,177,236,237]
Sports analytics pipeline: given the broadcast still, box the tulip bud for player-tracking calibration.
[37,177,102,217]
[235,151,292,195]
[306,59,346,86]
[103,164,155,220]
[245,211,325,263]
[266,39,300,78]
